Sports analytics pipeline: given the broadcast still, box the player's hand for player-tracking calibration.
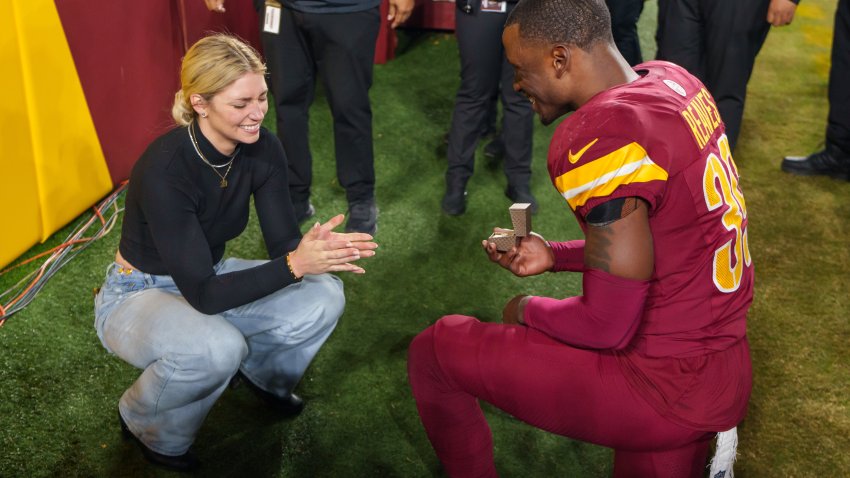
[482,231,555,277]
[502,294,531,325]
[204,0,226,12]
[767,0,796,26]
[289,214,378,276]
[388,0,414,28]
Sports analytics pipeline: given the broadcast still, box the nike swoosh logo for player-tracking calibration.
[568,138,599,164]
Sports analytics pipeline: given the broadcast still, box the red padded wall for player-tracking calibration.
[55,0,397,185]
[54,0,261,185]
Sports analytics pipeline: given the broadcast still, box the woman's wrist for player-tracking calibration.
[286,252,303,281]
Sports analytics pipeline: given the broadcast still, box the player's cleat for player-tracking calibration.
[119,412,200,472]
[781,147,850,180]
[708,427,738,478]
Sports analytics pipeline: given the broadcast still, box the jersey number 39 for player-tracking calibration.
[703,135,752,293]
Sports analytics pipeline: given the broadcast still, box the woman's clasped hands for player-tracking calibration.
[288,214,378,277]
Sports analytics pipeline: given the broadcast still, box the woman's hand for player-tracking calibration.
[482,230,555,277]
[288,214,378,277]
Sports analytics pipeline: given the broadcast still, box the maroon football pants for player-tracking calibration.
[407,315,713,477]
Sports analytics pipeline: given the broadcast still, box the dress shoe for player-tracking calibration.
[782,147,850,180]
[231,371,305,417]
[505,185,539,214]
[119,412,200,472]
[294,201,316,225]
[442,179,468,216]
[345,199,378,235]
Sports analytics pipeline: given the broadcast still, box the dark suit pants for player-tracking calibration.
[656,0,771,151]
[446,3,534,190]
[261,7,380,205]
[828,0,850,156]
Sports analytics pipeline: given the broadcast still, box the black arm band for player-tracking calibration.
[586,197,627,226]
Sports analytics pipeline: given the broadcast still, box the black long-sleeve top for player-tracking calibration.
[119,125,302,315]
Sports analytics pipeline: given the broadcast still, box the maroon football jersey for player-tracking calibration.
[548,61,753,428]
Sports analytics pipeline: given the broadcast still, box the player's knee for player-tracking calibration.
[438,313,477,326]
[408,315,476,380]
[433,314,480,338]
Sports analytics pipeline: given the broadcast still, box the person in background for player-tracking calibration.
[607,0,645,66]
[206,0,414,235]
[442,0,537,216]
[656,0,798,151]
[408,0,753,475]
[483,0,646,167]
[782,0,850,180]
[94,34,377,472]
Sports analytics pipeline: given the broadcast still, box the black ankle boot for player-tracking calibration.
[442,179,468,216]
[231,371,305,416]
[119,412,200,472]
[505,185,538,214]
[345,199,379,235]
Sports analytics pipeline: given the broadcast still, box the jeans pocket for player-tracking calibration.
[94,268,148,353]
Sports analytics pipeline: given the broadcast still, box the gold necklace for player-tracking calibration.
[188,122,238,188]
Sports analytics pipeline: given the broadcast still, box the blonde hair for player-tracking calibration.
[172,34,267,126]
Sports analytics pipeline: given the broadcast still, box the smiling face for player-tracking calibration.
[503,24,576,126]
[193,72,268,155]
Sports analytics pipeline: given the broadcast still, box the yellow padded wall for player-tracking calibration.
[1,0,113,268]
[0,0,42,269]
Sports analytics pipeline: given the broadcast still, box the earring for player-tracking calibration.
[201,112,207,118]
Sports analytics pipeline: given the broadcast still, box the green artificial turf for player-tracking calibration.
[1,1,848,476]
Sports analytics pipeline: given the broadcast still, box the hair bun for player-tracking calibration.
[172,90,194,126]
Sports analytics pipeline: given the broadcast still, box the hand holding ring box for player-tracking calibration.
[487,203,532,251]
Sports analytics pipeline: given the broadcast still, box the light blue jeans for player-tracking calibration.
[94,258,344,456]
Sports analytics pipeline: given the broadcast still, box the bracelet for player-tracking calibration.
[286,252,302,282]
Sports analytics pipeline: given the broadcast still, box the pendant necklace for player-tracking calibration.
[188,121,238,188]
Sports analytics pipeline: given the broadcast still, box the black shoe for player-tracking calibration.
[119,412,200,472]
[442,180,468,216]
[294,201,316,224]
[231,371,305,417]
[505,185,539,214]
[345,199,378,235]
[782,147,850,180]
[483,137,505,163]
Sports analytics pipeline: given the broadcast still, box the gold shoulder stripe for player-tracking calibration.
[554,142,668,210]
